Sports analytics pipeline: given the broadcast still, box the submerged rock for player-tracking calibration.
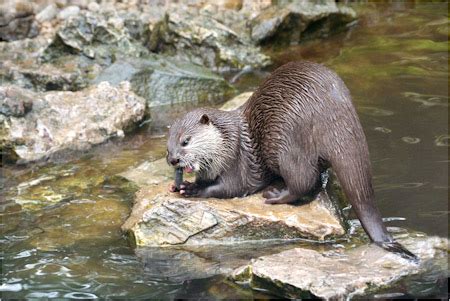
[250,1,356,45]
[94,55,236,107]
[232,236,449,299]
[149,11,271,71]
[0,82,146,163]
[120,157,346,246]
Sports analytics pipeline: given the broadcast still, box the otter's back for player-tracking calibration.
[242,61,365,174]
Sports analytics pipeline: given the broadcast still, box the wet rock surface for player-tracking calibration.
[250,0,356,45]
[94,55,236,107]
[232,235,449,299]
[0,82,146,163]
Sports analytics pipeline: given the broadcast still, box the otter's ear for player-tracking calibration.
[199,114,210,125]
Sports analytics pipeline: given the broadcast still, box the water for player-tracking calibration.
[1,3,448,299]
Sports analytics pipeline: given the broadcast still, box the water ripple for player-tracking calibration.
[359,106,395,117]
[374,126,392,133]
[403,92,448,108]
[64,292,98,299]
[434,135,449,147]
[401,136,421,144]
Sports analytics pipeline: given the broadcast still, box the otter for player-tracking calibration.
[167,61,416,261]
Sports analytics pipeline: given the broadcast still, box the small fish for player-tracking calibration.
[175,168,183,190]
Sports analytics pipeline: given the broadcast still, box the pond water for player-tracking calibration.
[1,3,448,299]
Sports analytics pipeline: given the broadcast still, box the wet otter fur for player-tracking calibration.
[167,61,417,261]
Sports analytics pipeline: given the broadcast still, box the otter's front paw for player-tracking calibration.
[169,183,178,192]
[179,181,201,197]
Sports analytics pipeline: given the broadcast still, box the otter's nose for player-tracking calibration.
[169,158,180,166]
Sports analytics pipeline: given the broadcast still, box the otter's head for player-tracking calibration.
[167,109,230,179]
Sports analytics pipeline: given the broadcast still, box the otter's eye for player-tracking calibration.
[181,137,191,147]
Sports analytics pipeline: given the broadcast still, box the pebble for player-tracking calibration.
[36,4,58,23]
[87,1,100,12]
[57,5,80,20]
[70,0,88,9]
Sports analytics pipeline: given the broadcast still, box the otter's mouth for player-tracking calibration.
[184,166,194,173]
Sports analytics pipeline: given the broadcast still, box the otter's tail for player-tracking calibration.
[329,147,418,262]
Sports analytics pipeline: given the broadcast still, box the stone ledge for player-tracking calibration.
[231,236,449,299]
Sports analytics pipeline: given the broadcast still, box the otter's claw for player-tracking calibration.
[179,181,201,197]
[169,183,178,192]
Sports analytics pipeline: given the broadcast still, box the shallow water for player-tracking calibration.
[1,3,448,299]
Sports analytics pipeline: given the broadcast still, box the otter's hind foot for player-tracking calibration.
[263,187,299,204]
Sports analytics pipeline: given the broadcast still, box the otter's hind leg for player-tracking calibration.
[263,187,299,204]
[264,152,319,205]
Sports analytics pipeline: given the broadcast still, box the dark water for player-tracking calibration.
[1,3,448,299]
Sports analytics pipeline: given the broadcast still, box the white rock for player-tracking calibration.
[87,1,99,12]
[36,4,59,23]
[57,5,80,20]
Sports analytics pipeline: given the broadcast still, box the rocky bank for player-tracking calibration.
[0,0,357,163]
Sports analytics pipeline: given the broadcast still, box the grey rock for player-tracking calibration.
[94,55,236,107]
[1,82,146,163]
[0,85,33,117]
[232,236,449,299]
[0,1,39,41]
[0,59,88,92]
[250,1,357,44]
[35,4,59,23]
[150,11,271,71]
[44,11,148,63]
[57,5,80,20]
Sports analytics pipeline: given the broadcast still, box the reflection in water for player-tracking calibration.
[1,2,448,299]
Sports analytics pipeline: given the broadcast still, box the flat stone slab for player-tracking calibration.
[124,188,345,247]
[119,157,346,247]
[232,236,449,299]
